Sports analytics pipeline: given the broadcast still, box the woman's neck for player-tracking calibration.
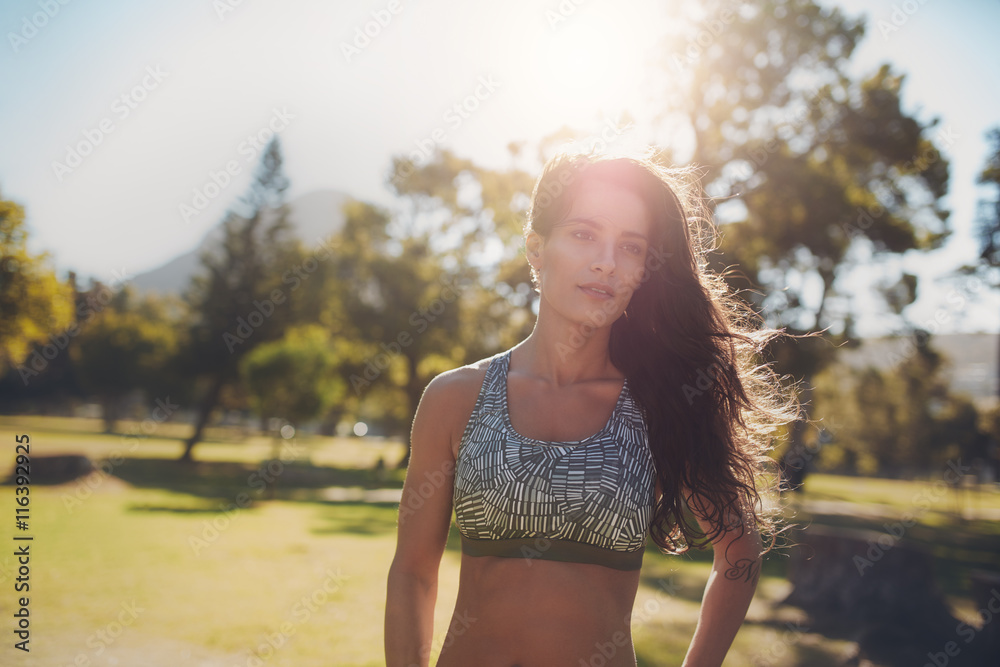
[513,307,621,386]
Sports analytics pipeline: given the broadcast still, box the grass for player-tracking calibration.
[1,415,998,666]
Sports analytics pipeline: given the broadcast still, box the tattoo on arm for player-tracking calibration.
[724,558,760,584]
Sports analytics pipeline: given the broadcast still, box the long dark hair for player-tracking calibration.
[525,150,800,555]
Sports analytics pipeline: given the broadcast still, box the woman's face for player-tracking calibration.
[527,178,652,328]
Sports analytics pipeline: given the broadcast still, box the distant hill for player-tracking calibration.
[839,332,998,406]
[131,189,350,294]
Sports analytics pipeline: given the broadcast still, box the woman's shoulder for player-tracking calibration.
[414,353,506,454]
[418,351,505,414]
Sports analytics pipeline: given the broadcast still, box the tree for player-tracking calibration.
[651,0,952,489]
[388,148,540,361]
[178,137,301,461]
[326,198,468,461]
[331,147,549,464]
[0,189,75,378]
[974,126,1000,397]
[70,286,180,432]
[811,331,985,475]
[240,324,346,434]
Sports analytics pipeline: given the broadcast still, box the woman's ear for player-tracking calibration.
[525,231,543,270]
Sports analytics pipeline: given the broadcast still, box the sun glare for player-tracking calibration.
[532,3,662,130]
[544,22,615,93]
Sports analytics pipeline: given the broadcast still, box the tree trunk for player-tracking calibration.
[397,354,424,469]
[319,407,342,437]
[783,524,995,666]
[101,395,118,434]
[779,379,814,492]
[778,274,833,492]
[179,372,227,462]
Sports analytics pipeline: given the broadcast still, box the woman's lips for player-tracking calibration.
[579,283,614,299]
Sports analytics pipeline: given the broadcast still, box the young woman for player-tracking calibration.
[385,150,797,666]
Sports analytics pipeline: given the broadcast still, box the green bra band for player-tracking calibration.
[460,535,645,571]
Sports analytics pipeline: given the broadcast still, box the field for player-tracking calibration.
[1,415,998,666]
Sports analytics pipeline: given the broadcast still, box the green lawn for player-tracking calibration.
[0,416,997,666]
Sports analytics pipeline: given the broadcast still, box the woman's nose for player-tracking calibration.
[591,242,616,274]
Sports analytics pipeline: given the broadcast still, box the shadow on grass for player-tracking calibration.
[127,505,244,514]
[308,501,401,536]
[109,456,400,500]
[304,503,469,544]
[796,512,1000,599]
[634,612,851,666]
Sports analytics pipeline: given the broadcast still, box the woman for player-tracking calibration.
[385,150,797,666]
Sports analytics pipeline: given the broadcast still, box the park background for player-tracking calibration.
[2,0,1000,665]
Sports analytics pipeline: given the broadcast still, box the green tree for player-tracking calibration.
[327,147,551,463]
[179,137,301,461]
[0,190,75,377]
[326,199,468,460]
[812,332,984,475]
[652,0,952,488]
[70,286,179,432]
[974,127,1000,397]
[240,324,346,434]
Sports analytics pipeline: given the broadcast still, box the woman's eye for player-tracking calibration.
[572,231,593,240]
[623,244,642,255]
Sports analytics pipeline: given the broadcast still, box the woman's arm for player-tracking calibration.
[681,490,763,667]
[385,372,467,667]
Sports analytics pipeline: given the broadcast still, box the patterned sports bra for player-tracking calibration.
[453,349,656,571]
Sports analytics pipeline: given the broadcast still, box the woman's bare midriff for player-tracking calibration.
[435,553,642,667]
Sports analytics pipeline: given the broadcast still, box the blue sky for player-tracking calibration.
[1,0,998,337]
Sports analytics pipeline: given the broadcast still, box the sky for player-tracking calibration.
[1,0,998,338]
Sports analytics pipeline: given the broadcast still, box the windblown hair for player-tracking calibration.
[525,149,800,555]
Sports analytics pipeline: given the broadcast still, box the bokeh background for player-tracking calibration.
[1,0,999,665]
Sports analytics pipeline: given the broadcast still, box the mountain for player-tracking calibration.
[839,332,998,407]
[131,189,351,294]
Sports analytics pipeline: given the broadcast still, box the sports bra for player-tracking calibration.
[453,349,656,571]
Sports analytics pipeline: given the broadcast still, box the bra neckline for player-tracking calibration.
[498,349,628,447]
